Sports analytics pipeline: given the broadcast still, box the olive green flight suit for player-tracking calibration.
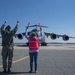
[1,24,18,69]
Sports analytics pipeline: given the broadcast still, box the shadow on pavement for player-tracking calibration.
[0,71,31,75]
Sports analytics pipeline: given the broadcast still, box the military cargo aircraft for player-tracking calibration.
[15,22,75,46]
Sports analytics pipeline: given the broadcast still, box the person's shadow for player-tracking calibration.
[0,71,30,75]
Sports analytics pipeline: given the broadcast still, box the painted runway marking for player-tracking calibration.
[0,55,29,68]
[13,56,29,63]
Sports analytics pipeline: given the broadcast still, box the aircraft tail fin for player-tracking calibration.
[28,23,48,28]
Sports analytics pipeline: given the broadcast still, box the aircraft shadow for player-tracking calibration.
[16,45,28,47]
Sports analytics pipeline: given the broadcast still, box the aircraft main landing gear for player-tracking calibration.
[41,42,47,46]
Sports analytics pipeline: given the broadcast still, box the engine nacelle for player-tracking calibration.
[62,35,69,41]
[17,34,24,40]
[51,33,57,40]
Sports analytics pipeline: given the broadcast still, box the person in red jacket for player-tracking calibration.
[25,26,42,73]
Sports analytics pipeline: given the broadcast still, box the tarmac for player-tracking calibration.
[0,44,75,75]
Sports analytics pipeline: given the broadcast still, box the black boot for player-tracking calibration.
[34,70,38,73]
[7,68,11,73]
[29,70,33,73]
[3,69,6,73]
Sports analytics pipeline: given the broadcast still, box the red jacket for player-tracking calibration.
[29,37,39,50]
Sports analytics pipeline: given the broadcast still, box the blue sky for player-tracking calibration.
[0,0,75,43]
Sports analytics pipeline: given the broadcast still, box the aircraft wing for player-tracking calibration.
[44,32,75,41]
[0,32,25,39]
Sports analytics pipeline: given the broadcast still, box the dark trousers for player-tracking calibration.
[29,52,38,71]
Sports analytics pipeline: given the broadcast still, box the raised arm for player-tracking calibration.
[1,21,6,35]
[11,21,20,35]
[25,26,29,40]
[25,22,30,40]
[39,27,42,40]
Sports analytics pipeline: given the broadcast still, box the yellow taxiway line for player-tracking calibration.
[0,55,29,68]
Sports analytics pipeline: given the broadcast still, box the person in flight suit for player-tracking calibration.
[1,21,20,73]
[25,25,42,73]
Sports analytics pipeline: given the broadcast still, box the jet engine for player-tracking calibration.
[62,35,69,41]
[51,33,57,40]
[17,34,24,40]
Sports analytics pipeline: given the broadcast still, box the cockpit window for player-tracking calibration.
[31,29,39,32]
